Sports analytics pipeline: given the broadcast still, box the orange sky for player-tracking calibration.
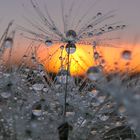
[2,40,140,76]
[36,43,140,76]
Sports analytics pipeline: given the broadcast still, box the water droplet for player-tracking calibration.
[94,52,99,59]
[1,92,11,98]
[24,68,30,72]
[90,127,97,135]
[66,104,75,117]
[60,45,64,50]
[59,56,63,60]
[42,105,48,115]
[96,32,102,36]
[98,96,106,103]
[31,56,36,63]
[87,25,93,29]
[99,114,109,121]
[32,103,42,117]
[88,91,97,98]
[45,40,53,46]
[66,30,77,40]
[116,26,120,29]
[87,66,102,81]
[134,94,140,100]
[88,32,93,37]
[108,26,113,31]
[52,27,56,31]
[101,59,106,66]
[91,98,100,106]
[32,83,44,91]
[121,50,131,60]
[38,64,44,71]
[91,89,99,96]
[125,62,130,66]
[57,69,69,84]
[66,112,75,117]
[97,12,102,17]
[0,119,4,122]
[93,41,97,48]
[3,38,13,48]
[65,43,76,54]
[118,105,126,114]
[43,88,49,92]
[115,121,122,126]
[100,28,105,32]
[23,55,28,60]
[121,25,126,29]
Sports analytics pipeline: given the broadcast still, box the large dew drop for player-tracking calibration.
[93,41,97,48]
[65,43,76,54]
[87,66,102,81]
[57,69,70,84]
[32,103,42,117]
[45,39,53,46]
[32,83,44,91]
[97,12,102,17]
[121,50,131,60]
[66,30,77,41]
[99,114,109,121]
[108,26,113,31]
[3,38,13,48]
[1,92,11,99]
[94,52,99,60]
[66,30,77,38]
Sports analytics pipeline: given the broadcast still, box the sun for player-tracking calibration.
[36,43,140,76]
[37,43,95,76]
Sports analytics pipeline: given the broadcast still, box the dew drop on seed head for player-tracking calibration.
[65,43,76,54]
[121,25,126,29]
[97,12,102,17]
[94,52,99,60]
[1,92,11,99]
[60,45,64,50]
[57,69,70,84]
[93,41,97,48]
[108,26,113,31]
[88,32,93,37]
[121,50,131,60]
[32,83,44,91]
[87,66,102,81]
[32,103,42,117]
[45,40,53,46]
[99,114,109,121]
[66,30,77,39]
[3,38,13,48]
[87,25,93,29]
[116,26,120,29]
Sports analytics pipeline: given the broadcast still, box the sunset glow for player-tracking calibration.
[36,43,140,76]
[37,44,94,76]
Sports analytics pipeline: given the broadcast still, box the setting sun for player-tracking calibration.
[36,43,140,76]
[37,44,95,76]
